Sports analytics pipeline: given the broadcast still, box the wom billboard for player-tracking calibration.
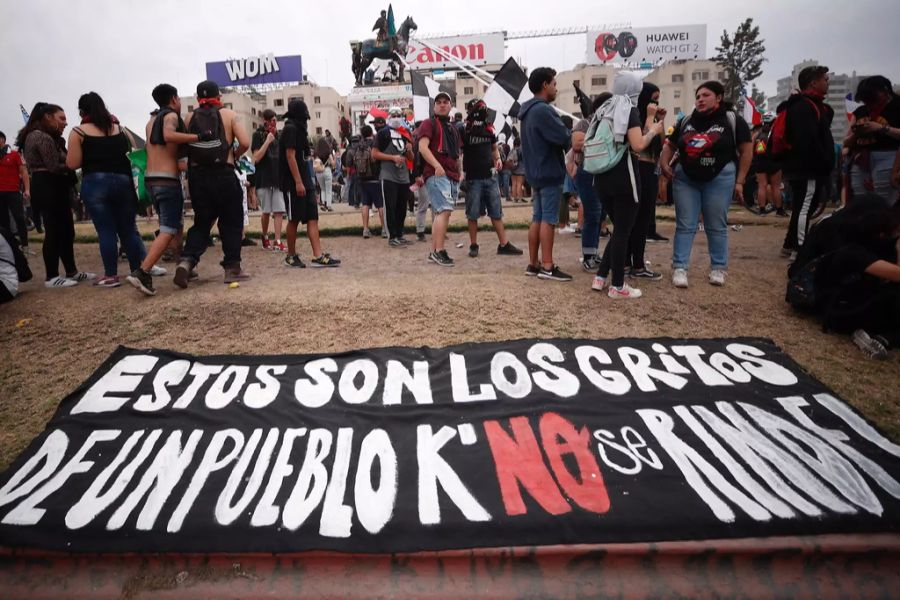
[586,25,707,65]
[205,54,303,87]
[406,33,505,71]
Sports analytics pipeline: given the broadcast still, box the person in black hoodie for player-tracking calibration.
[780,65,835,260]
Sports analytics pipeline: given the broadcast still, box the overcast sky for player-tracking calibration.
[2,0,898,141]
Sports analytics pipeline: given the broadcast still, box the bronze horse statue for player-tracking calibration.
[351,16,417,86]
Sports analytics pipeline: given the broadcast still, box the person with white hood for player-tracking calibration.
[590,72,664,299]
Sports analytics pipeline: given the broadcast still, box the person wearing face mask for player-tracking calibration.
[589,72,664,299]
[17,102,95,288]
[660,80,753,289]
[373,106,415,247]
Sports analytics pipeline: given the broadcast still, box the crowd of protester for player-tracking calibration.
[1,67,897,358]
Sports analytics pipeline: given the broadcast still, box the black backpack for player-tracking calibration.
[187,106,230,166]
[355,139,379,180]
[0,227,32,284]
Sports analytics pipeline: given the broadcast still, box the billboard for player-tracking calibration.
[586,25,707,65]
[406,33,505,71]
[205,54,303,87]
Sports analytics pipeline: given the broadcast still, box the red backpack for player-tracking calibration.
[769,95,821,158]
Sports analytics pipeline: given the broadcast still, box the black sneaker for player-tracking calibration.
[284,254,306,268]
[469,244,479,258]
[429,250,454,267]
[537,265,573,282]
[173,261,192,289]
[851,329,889,360]
[398,237,411,245]
[524,264,541,276]
[775,209,789,218]
[629,268,663,281]
[646,233,669,243]
[126,268,156,296]
[581,255,599,271]
[310,254,341,268]
[417,232,427,242]
[497,242,524,255]
[389,238,405,248]
[241,237,257,246]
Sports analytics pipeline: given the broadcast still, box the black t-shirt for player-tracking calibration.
[251,129,280,189]
[279,120,312,192]
[594,108,643,198]
[461,126,497,180]
[852,97,900,152]
[669,108,751,182]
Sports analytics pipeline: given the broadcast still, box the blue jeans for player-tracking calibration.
[575,167,601,256]
[672,162,735,270]
[850,150,897,205]
[531,184,562,225]
[426,175,458,213]
[499,170,511,199]
[147,183,184,235]
[81,172,146,276]
[465,176,503,220]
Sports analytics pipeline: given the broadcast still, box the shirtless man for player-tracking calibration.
[175,80,250,287]
[126,83,199,296]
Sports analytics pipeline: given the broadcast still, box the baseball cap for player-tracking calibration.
[434,91,451,103]
[196,80,220,99]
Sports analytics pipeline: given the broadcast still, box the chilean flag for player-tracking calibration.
[845,93,863,121]
[742,94,762,126]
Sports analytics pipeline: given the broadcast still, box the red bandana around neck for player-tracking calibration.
[198,98,223,108]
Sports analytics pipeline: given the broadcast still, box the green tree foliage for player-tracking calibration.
[714,18,766,103]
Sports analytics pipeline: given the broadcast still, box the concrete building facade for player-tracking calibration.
[181,81,348,140]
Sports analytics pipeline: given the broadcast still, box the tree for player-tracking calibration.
[714,18,766,103]
[751,84,767,112]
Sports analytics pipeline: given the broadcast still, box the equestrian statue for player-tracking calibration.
[351,5,417,86]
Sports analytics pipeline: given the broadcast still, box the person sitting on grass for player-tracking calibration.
[789,194,900,359]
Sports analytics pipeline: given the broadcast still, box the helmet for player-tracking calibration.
[388,106,403,117]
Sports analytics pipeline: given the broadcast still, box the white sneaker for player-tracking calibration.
[672,268,689,288]
[45,276,78,288]
[68,271,96,282]
[709,270,726,286]
[591,275,607,291]
[149,265,167,277]
[608,283,642,299]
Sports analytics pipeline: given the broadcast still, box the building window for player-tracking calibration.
[314,96,321,104]
[316,127,323,135]
[717,71,726,81]
[674,90,681,99]
[274,99,284,107]
[316,111,321,118]
[289,96,304,103]
[187,105,194,112]
[672,74,684,83]
[591,76,606,86]
[464,86,474,95]
[224,103,233,109]
[252,122,258,130]
[251,108,257,116]
[692,71,709,81]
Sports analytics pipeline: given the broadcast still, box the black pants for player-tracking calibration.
[183,167,244,268]
[595,181,640,288]
[0,191,28,247]
[627,162,657,270]
[381,179,411,239]
[32,172,77,280]
[783,177,826,251]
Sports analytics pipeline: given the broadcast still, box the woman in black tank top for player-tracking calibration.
[67,92,147,287]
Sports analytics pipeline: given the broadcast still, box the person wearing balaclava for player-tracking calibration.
[659,80,753,289]
[623,81,668,281]
[281,98,342,268]
[590,71,664,299]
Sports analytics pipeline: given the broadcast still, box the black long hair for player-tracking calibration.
[855,76,898,106]
[695,81,734,111]
[77,92,114,134]
[15,102,64,148]
[638,82,660,123]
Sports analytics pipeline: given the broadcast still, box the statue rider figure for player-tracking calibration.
[373,10,388,45]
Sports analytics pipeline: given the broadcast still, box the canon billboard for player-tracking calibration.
[205,53,303,87]
[406,33,505,70]
[585,25,707,65]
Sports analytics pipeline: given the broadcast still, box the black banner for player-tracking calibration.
[1,338,898,554]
